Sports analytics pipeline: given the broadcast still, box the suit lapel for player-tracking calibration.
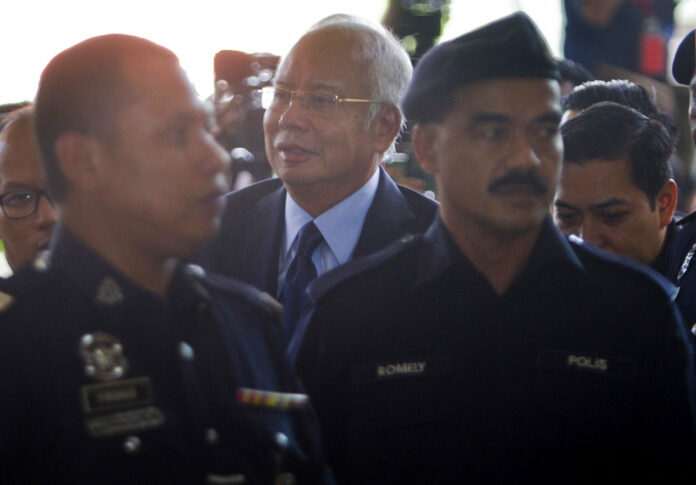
[243,184,286,296]
[353,167,415,258]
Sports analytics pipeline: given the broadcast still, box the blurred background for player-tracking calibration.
[3,0,696,273]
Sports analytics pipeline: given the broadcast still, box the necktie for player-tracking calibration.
[281,221,324,342]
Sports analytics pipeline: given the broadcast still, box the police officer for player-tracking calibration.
[0,34,330,484]
[294,13,696,483]
[667,28,696,342]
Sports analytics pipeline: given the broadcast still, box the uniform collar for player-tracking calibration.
[424,215,583,286]
[47,224,207,311]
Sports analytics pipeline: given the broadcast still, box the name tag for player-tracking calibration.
[352,356,454,384]
[536,349,637,380]
[81,376,153,414]
[86,406,166,437]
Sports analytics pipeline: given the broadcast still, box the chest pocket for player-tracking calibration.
[525,349,638,424]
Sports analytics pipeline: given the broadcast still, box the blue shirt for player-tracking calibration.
[277,168,380,296]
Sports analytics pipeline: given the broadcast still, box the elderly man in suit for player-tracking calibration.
[196,14,438,343]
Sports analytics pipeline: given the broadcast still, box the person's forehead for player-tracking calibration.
[559,158,643,203]
[0,122,45,185]
[117,57,206,122]
[451,78,560,119]
[275,32,368,93]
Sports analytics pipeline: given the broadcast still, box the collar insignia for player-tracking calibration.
[95,277,124,305]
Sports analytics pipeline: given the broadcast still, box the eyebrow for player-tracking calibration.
[535,111,562,125]
[469,110,561,125]
[469,112,511,124]
[275,80,344,93]
[554,200,579,210]
[588,198,629,210]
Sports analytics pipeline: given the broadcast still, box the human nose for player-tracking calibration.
[35,193,56,229]
[202,133,231,181]
[277,92,310,130]
[578,219,606,249]
[506,131,541,170]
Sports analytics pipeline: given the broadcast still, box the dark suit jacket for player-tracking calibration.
[194,167,439,296]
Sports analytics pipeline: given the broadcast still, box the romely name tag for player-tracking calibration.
[351,356,454,384]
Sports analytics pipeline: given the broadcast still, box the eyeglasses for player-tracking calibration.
[260,86,381,116]
[0,189,53,219]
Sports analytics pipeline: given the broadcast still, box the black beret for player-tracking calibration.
[672,29,695,86]
[402,12,559,122]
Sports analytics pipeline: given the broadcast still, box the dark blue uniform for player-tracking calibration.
[294,217,696,484]
[667,212,696,343]
[0,227,330,484]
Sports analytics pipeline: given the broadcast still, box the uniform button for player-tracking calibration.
[274,432,289,451]
[33,256,49,273]
[691,323,696,337]
[197,301,209,313]
[122,435,141,454]
[274,472,296,485]
[187,264,206,278]
[179,341,195,361]
[205,428,219,445]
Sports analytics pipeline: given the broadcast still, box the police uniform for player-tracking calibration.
[0,226,331,484]
[294,217,696,483]
[667,212,696,343]
[668,28,696,345]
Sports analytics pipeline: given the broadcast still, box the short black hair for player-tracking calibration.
[562,79,678,142]
[34,34,178,201]
[561,102,674,209]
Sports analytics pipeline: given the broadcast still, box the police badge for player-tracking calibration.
[80,332,129,381]
[79,332,164,437]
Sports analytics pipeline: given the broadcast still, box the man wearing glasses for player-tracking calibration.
[196,14,438,344]
[0,106,56,275]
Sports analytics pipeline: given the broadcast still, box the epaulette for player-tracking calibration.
[677,210,696,226]
[309,233,424,303]
[0,254,57,313]
[567,235,676,299]
[184,264,282,320]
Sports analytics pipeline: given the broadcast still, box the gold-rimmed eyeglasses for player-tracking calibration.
[260,86,381,116]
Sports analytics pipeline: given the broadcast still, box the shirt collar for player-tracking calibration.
[284,168,380,264]
[48,224,205,311]
[426,215,583,280]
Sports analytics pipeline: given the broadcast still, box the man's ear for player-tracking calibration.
[657,178,678,228]
[412,123,438,174]
[54,132,99,191]
[370,104,402,154]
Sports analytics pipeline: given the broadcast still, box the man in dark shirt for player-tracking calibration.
[294,12,695,483]
[0,34,330,484]
[554,102,678,275]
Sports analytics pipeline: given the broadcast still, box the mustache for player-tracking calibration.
[487,170,548,196]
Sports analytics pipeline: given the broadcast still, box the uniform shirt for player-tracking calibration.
[667,212,696,343]
[0,226,331,484]
[277,167,380,295]
[296,216,696,484]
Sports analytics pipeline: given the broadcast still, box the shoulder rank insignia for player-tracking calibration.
[235,387,309,410]
[80,332,129,381]
[0,291,14,312]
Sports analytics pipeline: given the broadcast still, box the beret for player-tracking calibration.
[402,12,559,122]
[672,29,695,86]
